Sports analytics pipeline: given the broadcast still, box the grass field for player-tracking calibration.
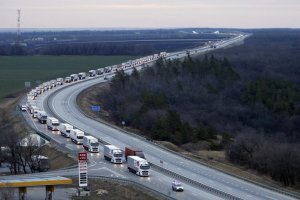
[0,55,138,98]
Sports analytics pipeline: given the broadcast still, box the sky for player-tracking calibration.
[1,0,300,29]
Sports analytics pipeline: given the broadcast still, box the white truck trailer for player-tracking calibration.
[58,123,73,137]
[70,129,84,144]
[46,117,59,131]
[83,136,99,153]
[37,111,47,124]
[127,156,150,177]
[104,145,123,164]
[56,78,64,85]
[70,74,78,81]
[97,68,104,75]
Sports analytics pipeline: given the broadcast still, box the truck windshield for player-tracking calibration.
[91,142,99,146]
[140,164,150,170]
[113,153,123,157]
[77,136,83,139]
[42,116,47,120]
[52,123,59,126]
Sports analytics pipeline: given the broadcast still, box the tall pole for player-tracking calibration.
[17,9,21,44]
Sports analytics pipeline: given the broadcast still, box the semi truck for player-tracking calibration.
[78,72,86,80]
[97,68,104,75]
[70,74,78,81]
[125,147,145,161]
[37,111,47,124]
[83,136,100,153]
[127,156,150,177]
[65,76,71,83]
[70,129,84,144]
[56,78,64,85]
[58,123,73,137]
[88,70,96,77]
[104,145,123,164]
[46,117,60,131]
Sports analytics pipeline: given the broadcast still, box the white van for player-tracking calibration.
[46,117,59,131]
[70,129,84,144]
[58,123,73,137]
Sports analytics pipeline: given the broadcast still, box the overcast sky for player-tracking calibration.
[1,0,300,29]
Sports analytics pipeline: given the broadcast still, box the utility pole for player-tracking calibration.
[17,9,21,44]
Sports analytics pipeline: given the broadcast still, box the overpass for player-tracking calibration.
[0,175,72,200]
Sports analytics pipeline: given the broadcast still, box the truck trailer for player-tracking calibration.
[104,145,123,164]
[127,156,150,177]
[83,136,100,153]
[125,147,145,161]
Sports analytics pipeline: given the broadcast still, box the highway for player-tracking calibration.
[20,33,298,200]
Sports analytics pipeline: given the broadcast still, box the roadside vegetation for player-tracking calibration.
[89,30,300,188]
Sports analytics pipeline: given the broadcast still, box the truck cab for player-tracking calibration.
[78,72,86,80]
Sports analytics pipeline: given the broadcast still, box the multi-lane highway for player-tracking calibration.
[19,33,299,200]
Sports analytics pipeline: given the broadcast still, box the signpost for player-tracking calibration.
[91,105,101,112]
[78,152,88,187]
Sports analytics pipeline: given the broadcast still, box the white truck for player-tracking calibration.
[70,74,78,81]
[97,68,104,75]
[37,111,47,124]
[58,123,73,137]
[56,78,64,85]
[46,117,59,131]
[83,136,100,153]
[104,145,123,164]
[78,72,86,80]
[127,156,150,177]
[65,76,71,83]
[70,129,84,144]
[88,70,96,77]
[30,106,39,118]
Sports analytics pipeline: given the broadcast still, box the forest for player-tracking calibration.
[98,30,300,186]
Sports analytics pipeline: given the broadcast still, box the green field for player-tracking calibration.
[0,55,138,98]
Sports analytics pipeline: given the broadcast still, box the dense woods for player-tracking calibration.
[98,30,300,186]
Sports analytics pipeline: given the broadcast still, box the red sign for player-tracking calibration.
[78,152,87,161]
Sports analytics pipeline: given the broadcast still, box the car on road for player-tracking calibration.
[20,105,27,111]
[172,180,183,192]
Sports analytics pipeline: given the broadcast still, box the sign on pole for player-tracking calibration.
[78,152,88,187]
[91,105,101,112]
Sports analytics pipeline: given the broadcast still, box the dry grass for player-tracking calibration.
[39,144,77,170]
[71,178,162,200]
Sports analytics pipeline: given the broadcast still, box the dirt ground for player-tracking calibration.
[78,83,300,193]
[71,178,162,200]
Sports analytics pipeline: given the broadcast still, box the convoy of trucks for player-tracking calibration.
[70,129,84,144]
[104,145,123,163]
[46,117,60,131]
[83,136,100,153]
[127,156,150,177]
[22,50,184,182]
